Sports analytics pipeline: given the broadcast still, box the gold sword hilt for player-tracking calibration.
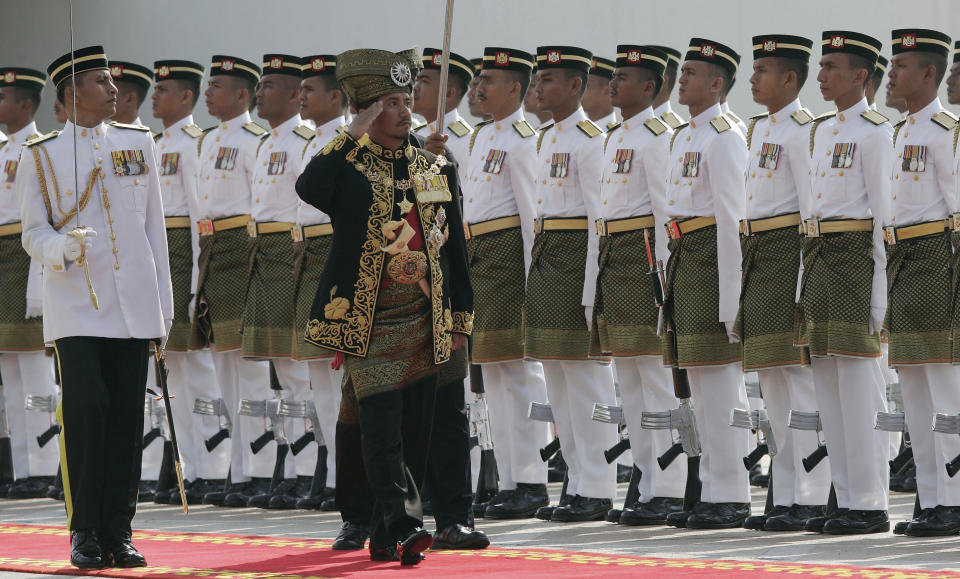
[174,461,189,514]
[69,227,99,310]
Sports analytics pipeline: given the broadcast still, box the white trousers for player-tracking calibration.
[482,360,550,489]
[687,365,751,503]
[165,348,229,480]
[758,366,831,506]
[251,358,311,479]
[899,365,960,508]
[541,360,618,499]
[879,343,901,457]
[616,356,685,500]
[306,361,343,485]
[811,356,889,510]
[141,363,164,481]
[0,351,60,478]
[211,348,268,483]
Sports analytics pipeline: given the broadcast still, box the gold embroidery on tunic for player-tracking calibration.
[323,285,351,320]
[452,311,474,334]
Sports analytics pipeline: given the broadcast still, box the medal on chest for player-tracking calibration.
[3,160,17,183]
[831,143,855,169]
[215,147,238,170]
[682,152,701,178]
[613,149,633,174]
[758,143,781,170]
[111,149,149,177]
[482,149,506,174]
[267,151,287,175]
[901,145,926,172]
[159,153,180,176]
[550,152,570,178]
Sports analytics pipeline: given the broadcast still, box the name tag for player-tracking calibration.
[831,143,855,169]
[613,149,633,174]
[267,151,287,175]
[550,152,570,178]
[901,145,926,172]
[112,149,149,177]
[159,153,180,176]
[758,142,781,170]
[215,147,238,170]
[3,160,17,183]
[682,152,700,178]
[482,149,506,174]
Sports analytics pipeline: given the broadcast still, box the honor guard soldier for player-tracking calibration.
[884,28,960,537]
[108,61,152,127]
[661,38,751,529]
[296,47,474,566]
[461,46,551,519]
[292,54,346,513]
[150,59,227,504]
[525,45,619,522]
[585,45,688,525]
[948,42,960,107]
[797,30,893,534]
[524,66,552,129]
[18,45,172,568]
[0,66,61,499]
[649,46,685,130]
[413,48,474,164]
[584,56,618,130]
[737,35,832,531]
[189,54,271,506]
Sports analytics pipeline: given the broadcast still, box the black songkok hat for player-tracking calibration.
[821,31,882,67]
[536,46,594,73]
[48,45,108,87]
[685,38,741,75]
[751,34,814,63]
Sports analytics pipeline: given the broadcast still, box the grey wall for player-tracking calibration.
[5,0,959,133]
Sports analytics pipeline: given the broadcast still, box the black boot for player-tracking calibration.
[484,483,547,519]
[223,477,271,507]
[620,497,684,526]
[551,496,613,522]
[333,521,369,550]
[821,509,889,534]
[267,476,313,509]
[70,529,106,569]
[743,504,790,531]
[5,475,55,499]
[905,505,960,537]
[103,531,147,568]
[764,504,826,531]
[686,502,751,529]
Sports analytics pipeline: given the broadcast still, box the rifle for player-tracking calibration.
[0,387,13,486]
[529,402,561,461]
[730,407,777,471]
[788,410,828,472]
[193,398,231,452]
[932,413,960,477]
[25,395,60,448]
[468,362,499,504]
[592,403,630,464]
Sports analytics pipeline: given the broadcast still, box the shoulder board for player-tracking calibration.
[726,111,742,125]
[182,124,204,139]
[0,139,6,151]
[791,108,814,126]
[293,124,315,140]
[447,119,472,138]
[606,120,619,131]
[512,119,535,138]
[710,115,732,133]
[644,118,668,137]
[660,111,683,129]
[242,121,269,136]
[153,131,162,142]
[468,119,494,155]
[808,112,837,156]
[745,113,768,150]
[25,130,60,147]
[576,119,602,138]
[537,123,555,153]
[606,122,622,134]
[815,110,837,121]
[932,111,958,131]
[109,121,151,132]
[860,109,889,126]
[954,123,960,156]
[892,119,907,144]
[412,122,427,133]
[669,123,689,152]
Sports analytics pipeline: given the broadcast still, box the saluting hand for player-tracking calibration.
[348,100,384,139]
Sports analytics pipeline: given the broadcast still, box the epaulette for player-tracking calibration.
[0,139,6,152]
[860,109,889,126]
[468,119,494,155]
[644,117,668,137]
[513,119,535,138]
[606,120,619,131]
[577,119,602,138]
[447,119,471,138]
[669,123,689,152]
[197,125,216,155]
[745,113,768,151]
[537,123,555,153]
[660,111,683,129]
[726,111,743,125]
[604,123,621,150]
[932,111,958,131]
[412,122,428,133]
[293,124,315,140]
[808,111,837,157]
[710,115,732,133]
[153,132,162,142]
[182,124,204,139]
[791,108,814,126]
[109,121,151,132]
[892,119,907,145]
[242,121,269,136]
[25,131,59,147]
[954,123,960,156]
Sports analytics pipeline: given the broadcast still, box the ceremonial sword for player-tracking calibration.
[153,342,189,513]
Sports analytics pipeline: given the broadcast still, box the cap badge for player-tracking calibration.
[627,50,641,62]
[221,59,235,71]
[110,64,123,78]
[831,36,845,48]
[3,71,14,84]
[270,57,283,69]
[901,34,917,48]
[312,58,325,71]
[495,51,510,66]
[763,40,777,53]
[700,44,716,57]
[432,53,443,66]
[547,50,562,63]
[390,61,412,87]
[157,65,170,78]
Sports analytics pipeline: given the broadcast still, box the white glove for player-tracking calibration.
[869,306,885,335]
[724,321,740,344]
[63,229,97,262]
[25,299,42,319]
[187,294,196,321]
[584,306,593,328]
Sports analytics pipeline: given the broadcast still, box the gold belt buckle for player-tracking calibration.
[802,218,820,238]
[463,222,472,240]
[883,225,897,245]
[740,219,751,237]
[952,214,960,232]
[595,219,607,236]
[291,225,304,242]
[246,220,258,237]
[197,219,214,236]
[533,217,544,234]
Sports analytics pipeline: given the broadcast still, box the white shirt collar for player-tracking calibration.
[220,111,252,131]
[768,98,802,123]
[270,113,302,136]
[620,106,654,130]
[7,121,39,143]
[315,115,346,137]
[689,103,723,128]
[163,114,195,138]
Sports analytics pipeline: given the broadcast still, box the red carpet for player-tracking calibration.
[0,523,957,578]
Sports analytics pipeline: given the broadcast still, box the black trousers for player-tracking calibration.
[55,337,149,537]
[424,379,473,530]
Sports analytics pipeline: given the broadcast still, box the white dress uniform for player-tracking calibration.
[195,111,269,484]
[654,101,685,131]
[153,114,226,482]
[414,108,472,166]
[664,102,750,504]
[888,97,960,510]
[586,106,686,502]
[534,106,618,500]
[247,113,312,479]
[298,114,346,485]
[744,100,831,508]
[0,121,60,480]
[805,97,892,511]
[461,107,550,492]
[594,111,619,133]
[721,102,748,136]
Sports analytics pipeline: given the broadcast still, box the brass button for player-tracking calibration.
[913,175,919,181]
[66,190,73,196]
[748,195,753,200]
[838,171,844,176]
[216,137,220,142]
[556,180,562,186]
[816,193,822,198]
[97,157,102,164]
[81,130,87,137]
[542,179,547,184]
[832,129,838,135]
[751,172,756,178]
[668,200,675,205]
[93,143,99,150]
[621,178,627,183]
[685,135,691,141]
[537,199,542,204]
[603,200,607,204]
[485,176,491,182]
[134,179,140,185]
[764,131,770,137]
[617,137,623,143]
[551,138,556,143]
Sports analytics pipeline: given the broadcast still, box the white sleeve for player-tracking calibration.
[181,143,202,295]
[25,259,43,304]
[17,146,67,271]
[579,135,605,308]
[508,134,539,278]
[707,131,747,324]
[787,127,814,303]
[143,136,174,324]
[861,125,894,314]
[934,127,959,214]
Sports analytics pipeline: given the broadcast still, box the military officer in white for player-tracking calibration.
[189,54,270,506]
[0,66,60,499]
[585,45,687,526]
[583,57,618,130]
[660,38,750,529]
[797,31,893,535]
[149,59,227,504]
[460,47,551,519]
[412,48,474,164]
[525,45,618,522]
[18,45,171,569]
[108,61,152,127]
[649,46,686,130]
[737,35,832,532]
[883,28,960,537]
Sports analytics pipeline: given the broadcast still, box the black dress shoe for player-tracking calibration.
[477,488,515,518]
[369,545,397,561]
[620,497,684,526]
[905,505,960,537]
[605,508,622,522]
[223,477,270,507]
[535,493,572,521]
[187,479,226,505]
[744,505,791,530]
[822,509,889,535]
[894,508,932,535]
[5,476,55,499]
[332,521,369,550]
[138,480,157,503]
[397,528,432,566]
[70,529,106,569]
[295,487,335,510]
[552,496,613,522]
[686,502,751,529]
[804,508,847,533]
[764,504,825,531]
[485,484,547,519]
[104,533,147,568]
[432,524,490,549]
